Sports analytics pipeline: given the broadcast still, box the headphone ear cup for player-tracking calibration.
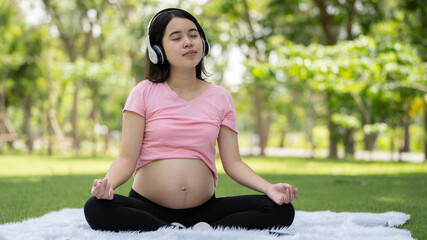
[202,39,210,56]
[152,45,165,64]
[148,45,159,64]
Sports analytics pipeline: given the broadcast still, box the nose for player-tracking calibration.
[183,36,193,48]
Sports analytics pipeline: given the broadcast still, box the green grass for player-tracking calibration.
[0,155,426,239]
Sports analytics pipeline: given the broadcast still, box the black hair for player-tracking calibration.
[144,9,209,83]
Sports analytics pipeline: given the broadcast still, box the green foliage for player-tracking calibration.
[332,113,361,129]
[269,33,425,150]
[267,0,384,44]
[0,0,425,156]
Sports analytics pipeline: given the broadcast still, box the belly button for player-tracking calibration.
[181,187,187,192]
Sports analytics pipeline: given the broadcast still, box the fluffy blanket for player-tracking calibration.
[0,209,413,240]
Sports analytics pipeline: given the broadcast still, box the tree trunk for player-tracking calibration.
[364,133,375,151]
[344,129,355,157]
[307,88,315,157]
[313,0,337,45]
[0,68,6,114]
[279,127,286,148]
[0,68,17,149]
[345,0,356,163]
[46,60,53,155]
[253,81,265,156]
[424,106,427,163]
[328,117,338,158]
[22,99,34,153]
[327,92,338,158]
[72,81,80,155]
[314,0,340,158]
[400,121,410,152]
[390,128,395,161]
[47,111,53,156]
[90,81,98,157]
[42,0,92,156]
[261,112,272,155]
[346,0,356,40]
[0,68,7,152]
[104,131,112,156]
[242,0,271,156]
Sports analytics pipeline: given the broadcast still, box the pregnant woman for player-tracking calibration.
[83,8,297,232]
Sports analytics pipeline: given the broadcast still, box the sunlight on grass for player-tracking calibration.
[378,196,400,203]
[3,155,425,178]
[225,157,427,176]
[0,155,112,177]
[3,176,44,183]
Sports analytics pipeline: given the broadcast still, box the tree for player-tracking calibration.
[40,0,115,154]
[202,0,276,155]
[271,33,426,160]
[0,0,23,149]
[8,25,50,152]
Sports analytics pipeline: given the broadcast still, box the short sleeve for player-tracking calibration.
[123,81,148,118]
[221,91,238,133]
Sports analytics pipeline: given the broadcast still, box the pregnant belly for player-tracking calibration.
[132,159,215,209]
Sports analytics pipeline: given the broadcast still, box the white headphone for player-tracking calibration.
[146,8,210,65]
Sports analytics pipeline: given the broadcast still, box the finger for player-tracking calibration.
[96,180,105,198]
[108,189,114,200]
[295,187,298,199]
[282,183,288,193]
[280,195,286,205]
[91,185,96,196]
[103,182,111,199]
[288,185,295,202]
[102,178,109,186]
[92,180,101,196]
[282,184,289,204]
[285,188,290,204]
[96,181,103,198]
[100,179,108,196]
[91,179,99,193]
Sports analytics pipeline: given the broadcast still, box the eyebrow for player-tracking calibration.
[168,28,199,38]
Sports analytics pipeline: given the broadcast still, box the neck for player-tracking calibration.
[167,67,199,91]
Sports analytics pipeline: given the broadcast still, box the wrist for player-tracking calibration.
[261,182,273,195]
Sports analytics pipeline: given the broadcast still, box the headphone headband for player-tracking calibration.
[146,8,210,64]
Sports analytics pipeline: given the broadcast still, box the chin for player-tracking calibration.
[179,60,202,68]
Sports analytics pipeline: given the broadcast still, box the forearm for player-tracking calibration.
[225,161,271,194]
[104,157,135,190]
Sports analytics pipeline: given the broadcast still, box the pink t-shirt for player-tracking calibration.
[123,80,237,186]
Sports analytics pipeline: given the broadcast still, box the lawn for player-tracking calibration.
[0,155,426,239]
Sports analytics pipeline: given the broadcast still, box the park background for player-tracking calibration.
[0,0,426,239]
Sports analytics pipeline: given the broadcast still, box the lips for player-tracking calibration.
[183,50,197,56]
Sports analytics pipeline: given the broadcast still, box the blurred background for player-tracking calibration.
[1,0,426,162]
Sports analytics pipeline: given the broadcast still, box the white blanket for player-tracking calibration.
[0,209,413,240]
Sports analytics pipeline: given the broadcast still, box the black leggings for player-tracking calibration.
[84,189,295,232]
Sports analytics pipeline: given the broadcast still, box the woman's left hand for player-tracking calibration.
[265,183,298,205]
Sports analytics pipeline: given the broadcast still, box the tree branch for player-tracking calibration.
[386,82,427,93]
[76,0,93,58]
[242,0,261,60]
[41,0,76,61]
[346,0,356,40]
[350,92,371,125]
[313,0,337,45]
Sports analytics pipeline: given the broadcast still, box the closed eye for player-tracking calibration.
[168,28,199,40]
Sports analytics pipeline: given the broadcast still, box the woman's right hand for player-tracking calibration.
[91,178,114,200]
